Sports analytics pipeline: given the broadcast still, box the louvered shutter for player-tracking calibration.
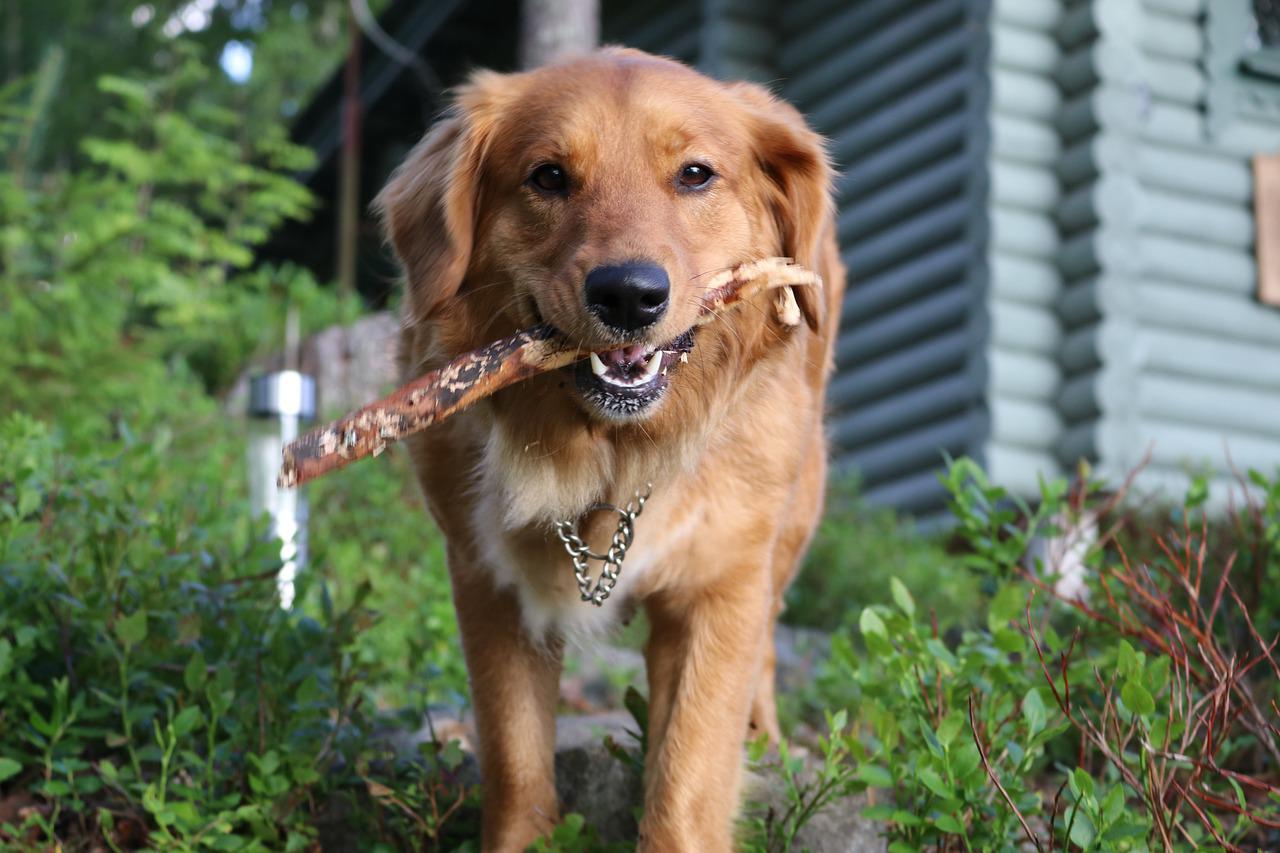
[781,0,993,515]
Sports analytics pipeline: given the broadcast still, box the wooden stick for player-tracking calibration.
[278,258,820,488]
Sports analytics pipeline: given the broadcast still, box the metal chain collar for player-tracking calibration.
[553,484,652,607]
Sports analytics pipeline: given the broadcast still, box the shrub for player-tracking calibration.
[0,407,476,849]
[0,51,472,849]
[0,44,359,440]
[806,460,1280,852]
[786,477,978,632]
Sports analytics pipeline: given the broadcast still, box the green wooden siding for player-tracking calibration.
[1056,0,1280,502]
[985,0,1067,494]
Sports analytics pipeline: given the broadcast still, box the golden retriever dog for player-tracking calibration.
[376,47,844,851]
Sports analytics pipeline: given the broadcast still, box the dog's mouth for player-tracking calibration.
[571,330,695,419]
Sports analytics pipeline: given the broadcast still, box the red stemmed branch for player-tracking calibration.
[1016,472,1280,850]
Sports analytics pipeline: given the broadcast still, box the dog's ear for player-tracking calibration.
[729,82,834,332]
[375,74,506,324]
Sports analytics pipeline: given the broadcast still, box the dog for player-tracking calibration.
[375,47,844,851]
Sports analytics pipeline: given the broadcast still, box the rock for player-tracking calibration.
[554,712,643,842]
[548,712,884,851]
[774,624,832,695]
[226,311,400,418]
[746,771,886,852]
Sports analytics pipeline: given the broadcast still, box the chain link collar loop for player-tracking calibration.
[553,484,652,606]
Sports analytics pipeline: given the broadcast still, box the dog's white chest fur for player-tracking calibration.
[471,420,695,640]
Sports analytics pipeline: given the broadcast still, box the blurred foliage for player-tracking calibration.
[5,0,380,171]
[0,45,360,434]
[306,450,467,715]
[0,26,472,849]
[785,477,979,632]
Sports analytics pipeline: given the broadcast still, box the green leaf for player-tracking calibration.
[859,607,887,639]
[172,706,203,737]
[184,651,207,693]
[0,757,21,783]
[861,804,895,821]
[1228,776,1247,811]
[439,739,465,771]
[993,627,1026,655]
[623,686,648,737]
[1116,640,1141,679]
[1070,767,1095,801]
[919,719,945,758]
[889,577,915,617]
[917,767,952,799]
[1184,475,1209,509]
[1145,655,1170,693]
[936,712,963,747]
[924,638,957,669]
[1022,687,1046,736]
[934,814,965,834]
[1121,680,1155,717]
[987,583,1025,630]
[856,763,893,788]
[115,609,148,649]
[1101,784,1126,825]
[42,779,72,797]
[1068,810,1097,849]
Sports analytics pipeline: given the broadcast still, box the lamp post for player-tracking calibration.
[247,370,316,609]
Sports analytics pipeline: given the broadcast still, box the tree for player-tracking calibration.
[519,0,600,70]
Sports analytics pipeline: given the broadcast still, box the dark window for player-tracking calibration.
[1207,0,1280,130]
[1255,0,1280,47]
[1244,0,1280,79]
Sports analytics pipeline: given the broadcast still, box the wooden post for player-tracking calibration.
[337,3,363,300]
[1254,152,1280,308]
[519,0,600,70]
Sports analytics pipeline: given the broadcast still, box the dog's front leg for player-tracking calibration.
[639,581,772,852]
[448,547,562,851]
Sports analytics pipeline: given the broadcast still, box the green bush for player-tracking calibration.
[787,460,1280,852]
[307,452,466,715]
[0,45,359,438]
[786,478,979,632]
[1,49,474,850]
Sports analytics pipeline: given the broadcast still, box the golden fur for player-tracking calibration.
[376,48,845,851]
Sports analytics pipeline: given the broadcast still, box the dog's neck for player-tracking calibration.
[479,374,705,531]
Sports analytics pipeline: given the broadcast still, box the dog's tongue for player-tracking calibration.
[598,344,649,369]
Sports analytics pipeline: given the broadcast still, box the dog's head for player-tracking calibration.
[378,48,832,425]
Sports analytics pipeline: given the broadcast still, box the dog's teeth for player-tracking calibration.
[679,352,689,364]
[640,351,663,380]
[589,352,608,377]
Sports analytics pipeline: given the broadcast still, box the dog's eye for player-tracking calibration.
[528,163,568,194]
[677,163,715,191]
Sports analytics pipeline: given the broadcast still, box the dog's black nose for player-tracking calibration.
[584,262,670,332]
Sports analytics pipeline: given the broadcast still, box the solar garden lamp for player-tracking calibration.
[247,370,316,609]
